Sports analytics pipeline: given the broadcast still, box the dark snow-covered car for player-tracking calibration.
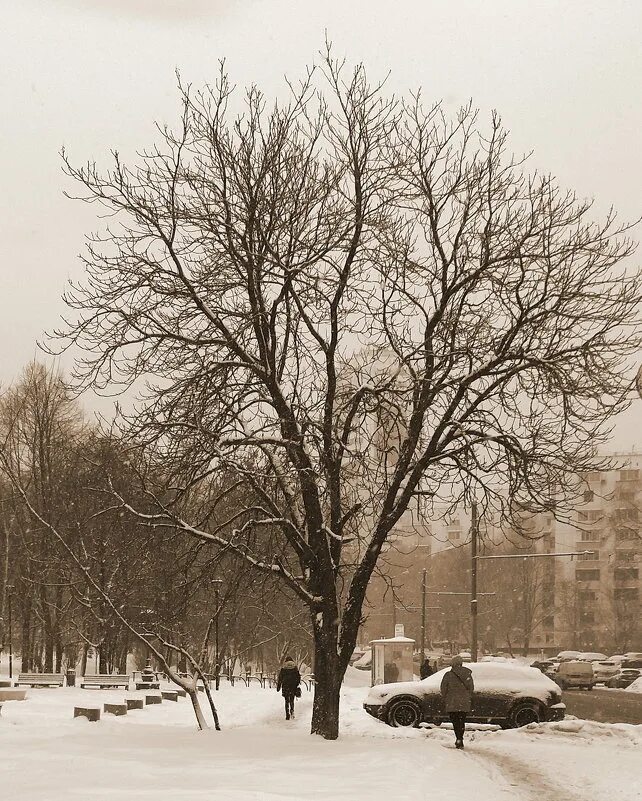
[605,668,641,689]
[364,662,565,729]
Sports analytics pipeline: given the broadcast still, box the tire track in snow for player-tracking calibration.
[466,743,587,801]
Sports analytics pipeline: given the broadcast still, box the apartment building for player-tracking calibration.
[359,453,642,655]
[552,453,642,652]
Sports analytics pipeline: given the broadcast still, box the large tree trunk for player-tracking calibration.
[55,642,63,673]
[80,642,89,677]
[310,615,344,740]
[21,606,32,671]
[99,646,108,673]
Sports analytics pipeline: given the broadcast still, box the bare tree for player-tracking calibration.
[53,49,641,738]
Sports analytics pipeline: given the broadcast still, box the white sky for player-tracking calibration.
[1,0,640,448]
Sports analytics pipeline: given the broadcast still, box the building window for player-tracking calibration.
[576,569,600,581]
[614,588,639,601]
[619,469,640,481]
[583,489,594,503]
[545,634,554,643]
[582,612,595,624]
[580,531,599,542]
[616,509,639,522]
[616,528,638,541]
[581,471,602,483]
[579,550,599,561]
[543,616,554,629]
[614,568,639,581]
[615,551,637,563]
[579,590,596,601]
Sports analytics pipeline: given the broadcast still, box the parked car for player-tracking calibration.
[621,659,642,670]
[605,668,641,689]
[608,654,626,664]
[591,660,620,683]
[556,650,583,662]
[530,660,556,674]
[363,662,565,729]
[353,648,372,670]
[623,653,642,662]
[349,648,368,665]
[554,660,595,690]
[577,652,607,662]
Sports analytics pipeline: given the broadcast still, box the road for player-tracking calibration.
[561,687,642,724]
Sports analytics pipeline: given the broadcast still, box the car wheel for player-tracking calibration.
[587,684,593,691]
[387,698,422,728]
[509,703,541,728]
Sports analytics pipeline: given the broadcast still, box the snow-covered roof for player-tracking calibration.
[369,636,415,644]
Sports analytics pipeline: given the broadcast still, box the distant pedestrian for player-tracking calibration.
[440,655,474,749]
[276,656,301,720]
[420,657,433,680]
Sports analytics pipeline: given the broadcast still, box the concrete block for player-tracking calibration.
[74,706,100,722]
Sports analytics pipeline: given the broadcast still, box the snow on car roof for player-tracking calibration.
[366,660,559,704]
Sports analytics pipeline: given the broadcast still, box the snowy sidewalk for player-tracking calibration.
[1,682,640,801]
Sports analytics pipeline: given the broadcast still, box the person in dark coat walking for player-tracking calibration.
[440,655,474,748]
[276,656,301,720]
[420,657,434,679]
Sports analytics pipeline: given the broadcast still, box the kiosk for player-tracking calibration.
[370,630,415,686]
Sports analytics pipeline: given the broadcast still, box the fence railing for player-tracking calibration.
[145,670,316,690]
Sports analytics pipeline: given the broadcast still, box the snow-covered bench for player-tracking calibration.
[80,674,131,689]
[17,673,64,687]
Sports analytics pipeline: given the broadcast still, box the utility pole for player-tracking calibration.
[471,502,478,663]
[420,568,427,658]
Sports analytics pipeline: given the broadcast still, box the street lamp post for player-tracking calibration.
[471,502,479,663]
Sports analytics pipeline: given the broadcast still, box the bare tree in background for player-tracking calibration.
[53,48,641,738]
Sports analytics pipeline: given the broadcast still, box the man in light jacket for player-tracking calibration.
[440,655,474,748]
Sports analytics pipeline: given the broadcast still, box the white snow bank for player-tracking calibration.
[492,717,642,747]
[625,676,642,694]
[1,679,640,801]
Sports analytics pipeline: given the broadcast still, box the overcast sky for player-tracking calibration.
[1,0,640,449]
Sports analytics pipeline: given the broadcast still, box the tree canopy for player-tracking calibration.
[53,50,641,738]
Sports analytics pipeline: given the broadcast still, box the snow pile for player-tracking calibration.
[494,718,642,748]
[625,676,642,694]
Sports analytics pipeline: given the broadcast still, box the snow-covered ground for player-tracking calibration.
[1,667,640,801]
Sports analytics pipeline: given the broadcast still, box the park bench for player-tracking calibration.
[80,674,131,689]
[17,673,64,687]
